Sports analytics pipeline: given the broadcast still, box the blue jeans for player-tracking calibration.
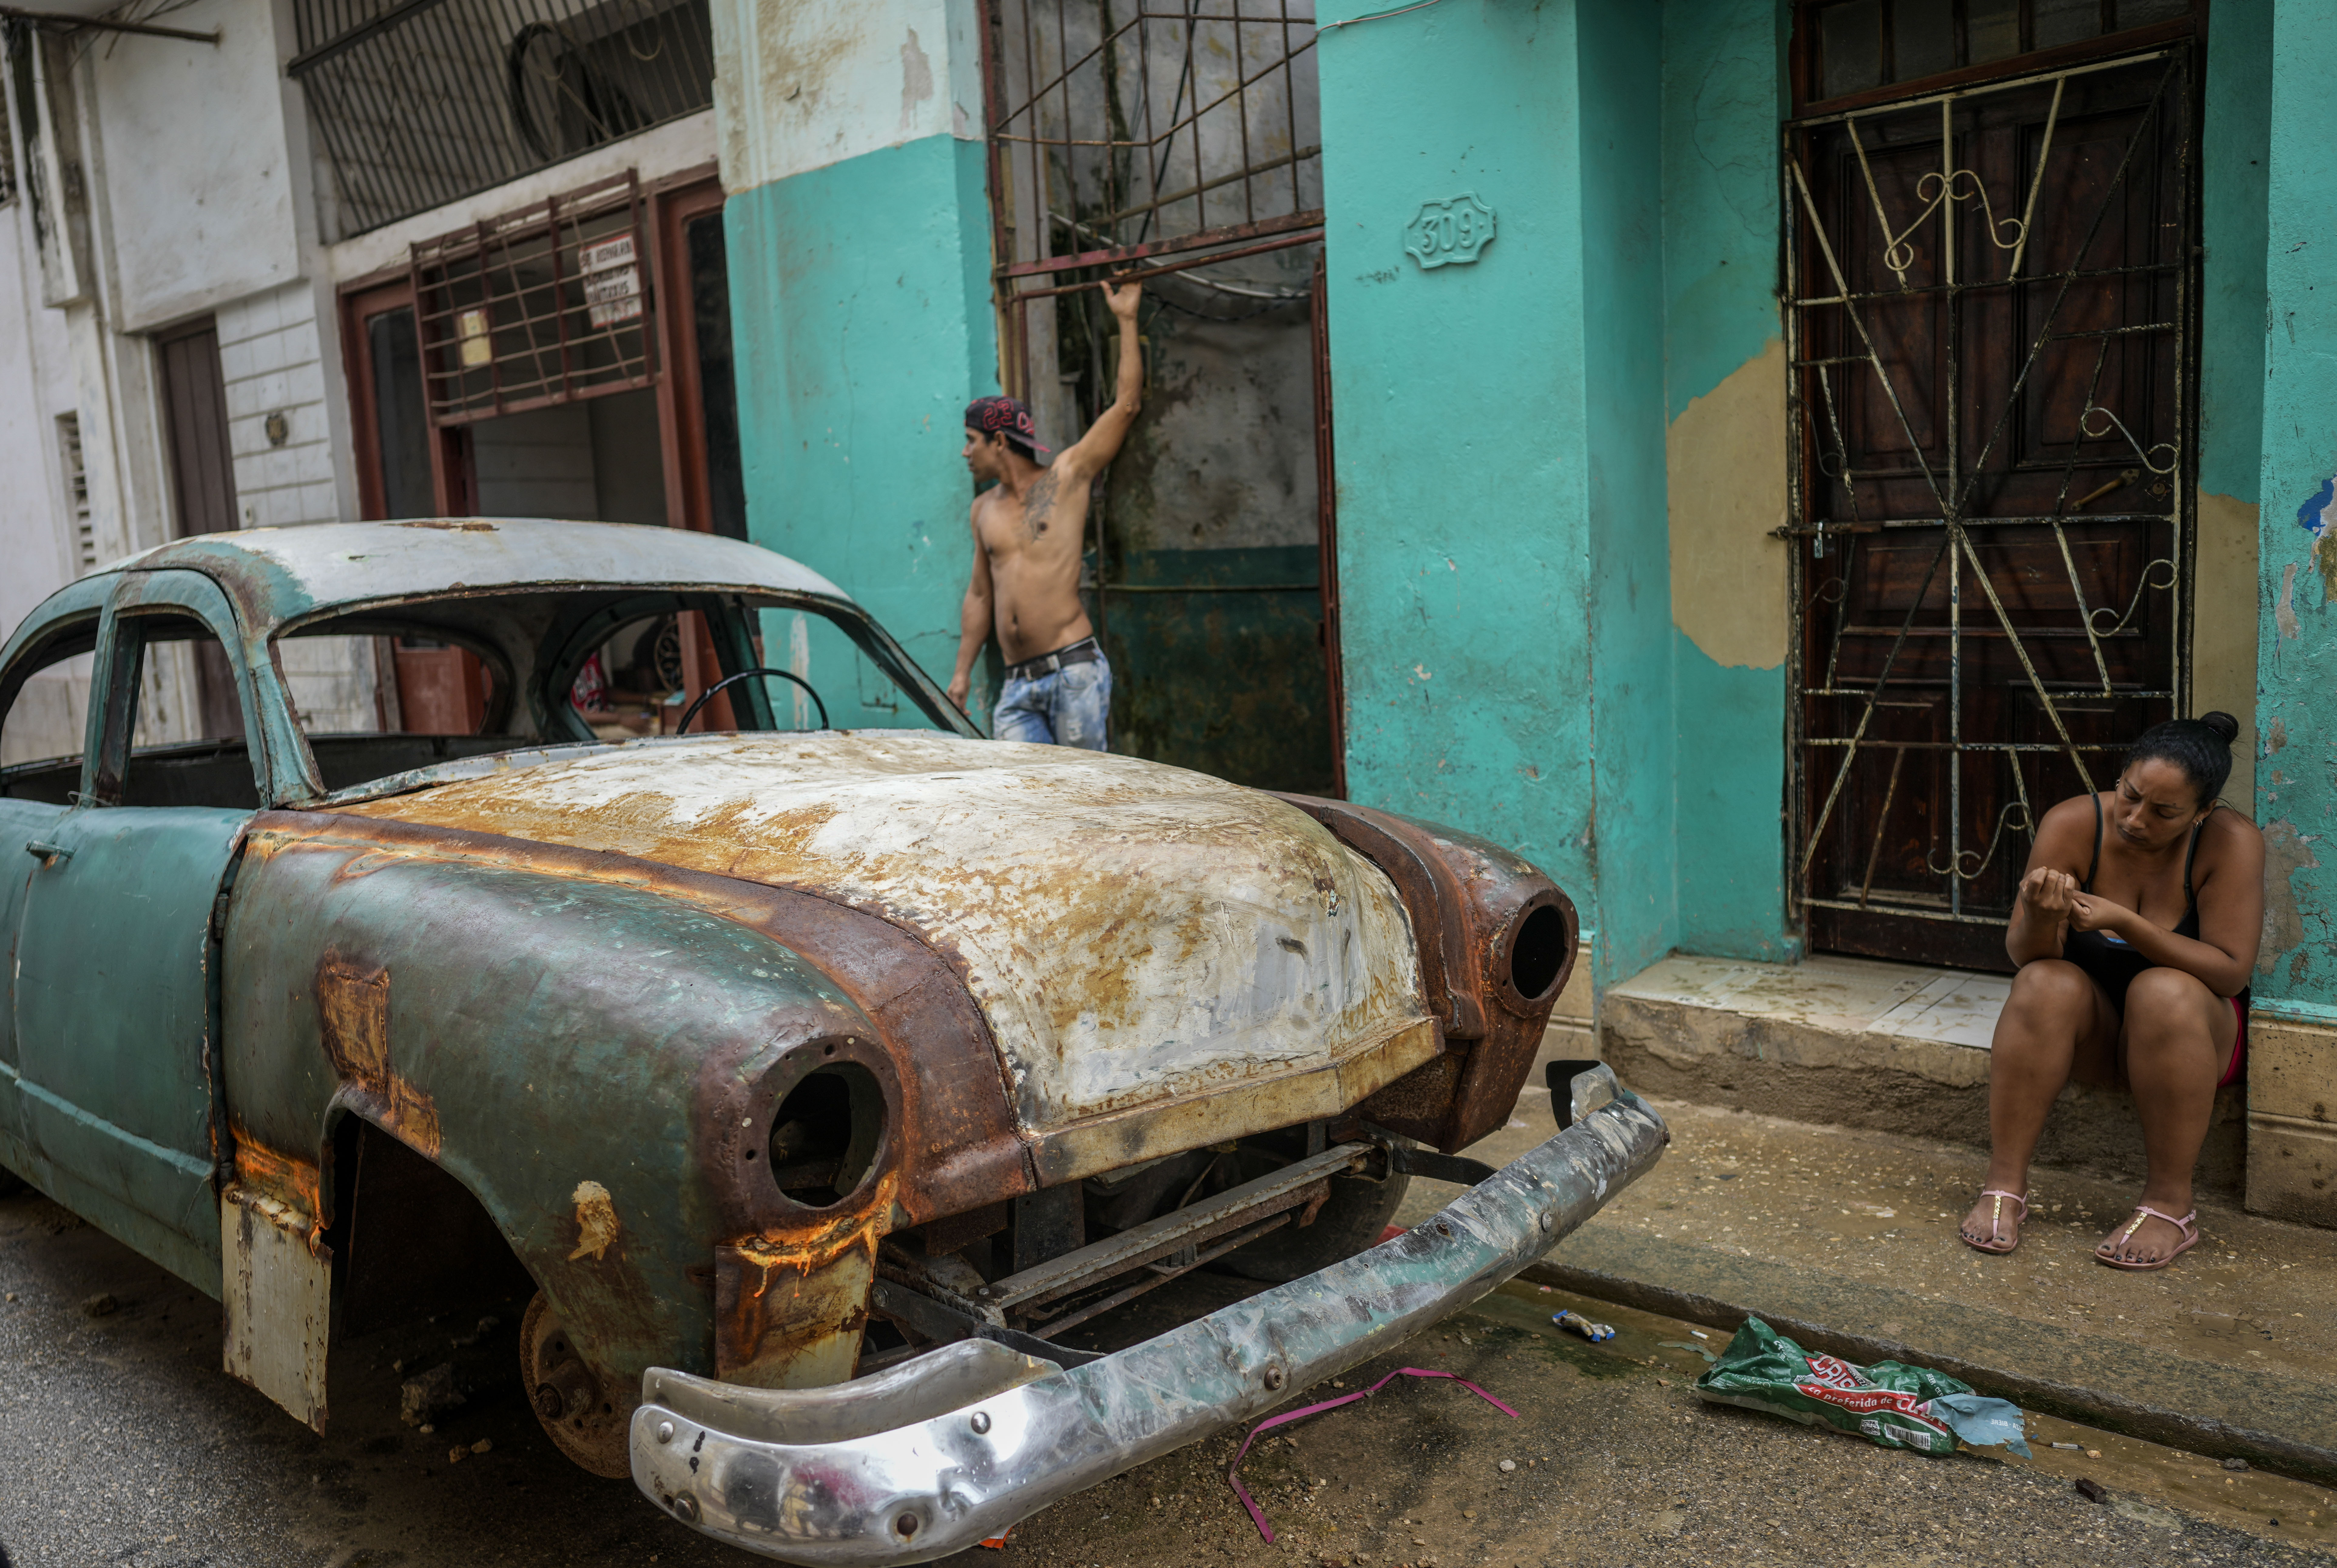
[993,654,1112,749]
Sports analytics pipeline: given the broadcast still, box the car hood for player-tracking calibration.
[331,732,1434,1134]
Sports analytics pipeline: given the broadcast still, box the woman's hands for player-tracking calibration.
[2067,890,2135,937]
[2018,866,2079,922]
[2019,866,2134,939]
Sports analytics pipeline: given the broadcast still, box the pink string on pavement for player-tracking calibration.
[1225,1367,1519,1543]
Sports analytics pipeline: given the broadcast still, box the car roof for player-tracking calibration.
[105,519,849,632]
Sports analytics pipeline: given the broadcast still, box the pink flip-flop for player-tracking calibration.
[2095,1205,2199,1271]
[1960,1188,2026,1254]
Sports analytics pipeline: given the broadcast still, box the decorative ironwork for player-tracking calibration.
[409,170,655,426]
[290,0,712,237]
[1785,47,2195,962]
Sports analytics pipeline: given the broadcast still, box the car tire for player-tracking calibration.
[0,1165,26,1199]
[1219,1167,1411,1285]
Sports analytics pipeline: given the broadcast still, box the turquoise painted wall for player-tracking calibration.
[1580,3,1681,983]
[2199,2,2270,506]
[2254,0,2337,1011]
[1319,0,1597,915]
[724,135,999,728]
[1663,0,1796,962]
[1319,0,1678,985]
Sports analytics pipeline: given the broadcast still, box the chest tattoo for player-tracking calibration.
[1021,470,1060,539]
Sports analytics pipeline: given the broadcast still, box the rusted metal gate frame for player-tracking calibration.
[408,170,658,428]
[1781,44,2199,933]
[977,0,1330,704]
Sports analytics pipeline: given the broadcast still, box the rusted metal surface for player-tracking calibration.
[629,1089,1670,1563]
[978,1142,1374,1332]
[1275,796,1577,1153]
[221,1185,331,1432]
[315,958,441,1156]
[215,804,1057,1430]
[334,733,1437,1141]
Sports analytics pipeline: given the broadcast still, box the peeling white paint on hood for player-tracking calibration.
[337,732,1429,1131]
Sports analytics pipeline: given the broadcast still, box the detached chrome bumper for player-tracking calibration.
[630,1078,1667,1565]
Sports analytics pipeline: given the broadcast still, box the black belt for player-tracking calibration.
[1004,637,1102,682]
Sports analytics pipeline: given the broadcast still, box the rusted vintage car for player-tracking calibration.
[0,520,1665,1563]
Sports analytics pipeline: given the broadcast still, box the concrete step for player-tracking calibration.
[1398,1091,2337,1484]
[1594,952,2247,1197]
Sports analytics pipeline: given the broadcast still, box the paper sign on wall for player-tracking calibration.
[579,233,643,327]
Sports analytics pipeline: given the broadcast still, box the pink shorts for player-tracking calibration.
[2217,996,2248,1089]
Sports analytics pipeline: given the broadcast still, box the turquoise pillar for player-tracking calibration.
[1318,0,1675,986]
[1661,0,1796,963]
[713,2,999,725]
[2254,0,2337,1011]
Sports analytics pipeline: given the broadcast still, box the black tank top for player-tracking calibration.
[2063,794,2248,1015]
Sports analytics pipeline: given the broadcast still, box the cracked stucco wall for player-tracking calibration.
[1321,0,1677,988]
[1663,0,1794,964]
[2254,0,2337,1011]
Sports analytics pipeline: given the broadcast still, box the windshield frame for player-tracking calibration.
[268,583,981,803]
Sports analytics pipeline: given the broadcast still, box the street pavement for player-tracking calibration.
[4,1177,2330,1567]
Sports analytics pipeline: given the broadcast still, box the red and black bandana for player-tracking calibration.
[964,395,1051,455]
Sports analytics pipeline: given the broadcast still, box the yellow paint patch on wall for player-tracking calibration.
[2194,490,2259,809]
[1668,338,1789,669]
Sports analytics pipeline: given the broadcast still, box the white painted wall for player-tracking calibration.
[319,111,718,284]
[91,0,304,332]
[0,197,91,765]
[218,281,339,530]
[712,0,983,195]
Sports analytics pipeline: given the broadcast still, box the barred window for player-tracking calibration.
[410,172,654,424]
[290,0,712,236]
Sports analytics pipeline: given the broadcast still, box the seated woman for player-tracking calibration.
[1958,712,2262,1270]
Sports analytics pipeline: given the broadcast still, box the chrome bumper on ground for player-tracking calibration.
[629,1078,1669,1565]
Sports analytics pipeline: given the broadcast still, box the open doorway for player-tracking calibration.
[981,0,1340,795]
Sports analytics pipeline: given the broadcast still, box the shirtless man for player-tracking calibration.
[946,278,1143,749]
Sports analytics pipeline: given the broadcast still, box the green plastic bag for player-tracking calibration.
[1693,1317,2032,1457]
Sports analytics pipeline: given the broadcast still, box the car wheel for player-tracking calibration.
[0,1165,26,1199]
[521,1292,632,1479]
[1219,1166,1411,1284]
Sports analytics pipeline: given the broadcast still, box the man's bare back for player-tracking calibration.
[948,280,1145,743]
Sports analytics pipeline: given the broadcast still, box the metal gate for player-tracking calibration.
[1785,46,2196,971]
[978,0,1340,793]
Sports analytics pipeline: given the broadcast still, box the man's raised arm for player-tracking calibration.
[1057,279,1145,478]
[946,510,993,712]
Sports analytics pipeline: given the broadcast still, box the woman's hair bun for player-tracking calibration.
[2199,711,2240,745]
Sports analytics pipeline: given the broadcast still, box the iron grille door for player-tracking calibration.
[1785,47,2196,971]
[978,0,1337,793]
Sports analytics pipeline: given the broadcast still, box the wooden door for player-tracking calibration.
[1787,46,2195,970]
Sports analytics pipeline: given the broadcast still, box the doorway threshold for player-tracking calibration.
[1595,952,2244,1199]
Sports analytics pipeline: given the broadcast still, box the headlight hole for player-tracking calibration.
[767,1061,885,1207]
[1508,904,1569,1000]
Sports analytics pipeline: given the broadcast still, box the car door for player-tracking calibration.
[0,582,110,1180]
[10,569,273,1290]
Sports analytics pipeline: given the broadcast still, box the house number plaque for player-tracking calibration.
[1404,193,1497,268]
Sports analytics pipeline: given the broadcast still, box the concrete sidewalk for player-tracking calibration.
[1398,1088,2337,1484]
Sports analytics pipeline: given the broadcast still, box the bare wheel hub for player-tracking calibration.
[521,1291,631,1479]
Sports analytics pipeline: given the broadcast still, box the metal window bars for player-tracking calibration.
[409,170,655,425]
[289,0,712,237]
[1783,46,2194,945]
[981,0,1325,338]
